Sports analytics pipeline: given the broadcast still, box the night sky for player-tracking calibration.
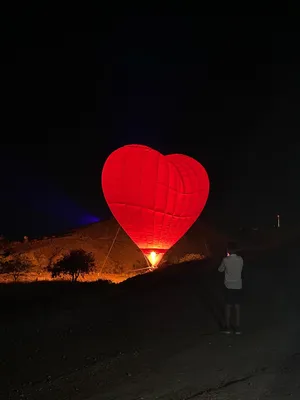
[2,15,300,239]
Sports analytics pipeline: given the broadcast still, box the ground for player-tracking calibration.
[1,237,300,400]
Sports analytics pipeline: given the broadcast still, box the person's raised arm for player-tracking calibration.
[218,258,225,272]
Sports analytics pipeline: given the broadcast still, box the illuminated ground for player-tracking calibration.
[1,237,300,399]
[0,271,140,284]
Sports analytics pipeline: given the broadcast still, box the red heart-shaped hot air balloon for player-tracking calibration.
[101,144,209,266]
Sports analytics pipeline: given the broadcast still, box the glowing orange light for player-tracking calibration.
[142,249,165,267]
[149,251,156,264]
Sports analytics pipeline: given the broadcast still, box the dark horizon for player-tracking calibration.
[2,16,300,239]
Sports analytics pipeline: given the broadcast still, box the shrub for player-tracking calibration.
[47,249,96,282]
[0,255,31,282]
[165,255,179,265]
[178,253,205,263]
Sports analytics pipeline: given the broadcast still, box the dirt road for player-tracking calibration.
[2,244,300,399]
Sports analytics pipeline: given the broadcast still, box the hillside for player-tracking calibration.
[1,218,229,283]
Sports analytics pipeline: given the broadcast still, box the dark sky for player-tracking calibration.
[2,15,300,238]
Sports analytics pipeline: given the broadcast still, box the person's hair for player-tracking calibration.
[227,241,238,254]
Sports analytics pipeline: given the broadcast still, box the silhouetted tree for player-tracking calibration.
[47,249,96,282]
[0,256,31,282]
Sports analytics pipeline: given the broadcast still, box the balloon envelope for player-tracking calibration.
[101,144,209,266]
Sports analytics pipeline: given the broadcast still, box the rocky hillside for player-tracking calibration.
[1,218,229,282]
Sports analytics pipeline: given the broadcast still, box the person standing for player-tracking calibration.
[218,243,243,334]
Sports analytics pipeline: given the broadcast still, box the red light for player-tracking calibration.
[101,144,209,266]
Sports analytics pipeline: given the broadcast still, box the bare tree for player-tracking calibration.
[1,255,31,282]
[47,249,95,282]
